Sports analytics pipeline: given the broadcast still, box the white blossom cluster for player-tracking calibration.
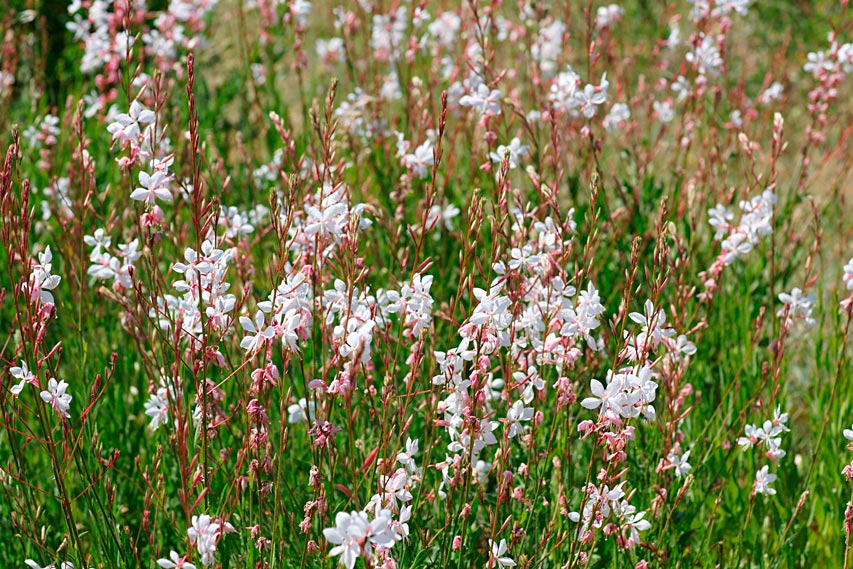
[708,187,776,266]
[152,235,237,356]
[84,228,142,292]
[738,407,789,496]
[323,439,420,569]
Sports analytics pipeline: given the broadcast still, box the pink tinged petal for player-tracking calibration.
[628,312,645,324]
[130,188,151,201]
[239,316,255,332]
[580,397,601,409]
[154,188,173,202]
[323,528,344,544]
[341,546,359,569]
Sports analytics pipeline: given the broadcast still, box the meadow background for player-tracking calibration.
[1,0,853,567]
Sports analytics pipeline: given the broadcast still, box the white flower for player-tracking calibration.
[316,37,345,64]
[754,465,777,496]
[674,335,697,358]
[380,468,413,505]
[24,561,88,569]
[506,400,534,438]
[758,82,784,104]
[402,140,435,178]
[489,137,528,169]
[507,246,541,273]
[10,361,35,395]
[672,75,692,102]
[40,378,72,418]
[220,205,255,238]
[617,502,652,548]
[240,310,276,353]
[531,20,566,75]
[667,450,692,477]
[843,257,853,291]
[474,459,493,484]
[425,203,461,231]
[711,0,751,17]
[488,538,516,567]
[549,67,580,111]
[395,504,412,540]
[653,100,675,124]
[157,551,196,569]
[144,386,170,431]
[428,12,461,47]
[686,34,723,76]
[366,508,399,548]
[323,510,400,569]
[396,437,421,474]
[305,202,349,240]
[837,42,853,74]
[715,188,776,266]
[581,378,624,415]
[708,204,734,239]
[459,83,502,116]
[290,0,312,26]
[602,102,630,132]
[573,73,609,118]
[804,50,833,76]
[729,110,743,129]
[130,170,172,204]
[580,366,656,421]
[595,4,624,29]
[737,424,759,450]
[83,228,111,256]
[29,246,62,306]
[107,100,155,145]
[339,320,376,362]
[187,514,221,566]
[777,288,816,327]
[287,398,316,424]
[666,24,680,50]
